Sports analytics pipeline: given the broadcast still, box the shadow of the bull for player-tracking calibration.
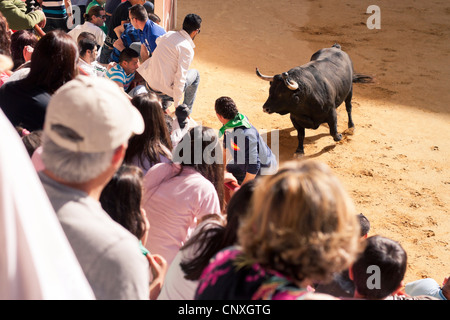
[262,126,344,163]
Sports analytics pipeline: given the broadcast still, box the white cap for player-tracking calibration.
[44,76,144,153]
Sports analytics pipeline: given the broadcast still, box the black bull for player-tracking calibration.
[257,44,372,156]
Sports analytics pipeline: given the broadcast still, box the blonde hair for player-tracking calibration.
[238,159,362,283]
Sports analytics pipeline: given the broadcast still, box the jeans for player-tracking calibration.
[98,44,113,64]
[145,69,200,115]
[183,69,200,114]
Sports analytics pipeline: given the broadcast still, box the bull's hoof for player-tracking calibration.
[333,133,343,142]
[293,152,304,159]
[343,127,355,135]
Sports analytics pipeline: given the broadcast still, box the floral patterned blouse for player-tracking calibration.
[194,246,313,300]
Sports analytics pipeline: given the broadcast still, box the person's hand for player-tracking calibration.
[107,62,116,70]
[37,9,46,29]
[147,254,168,300]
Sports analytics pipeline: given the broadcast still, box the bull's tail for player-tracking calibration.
[353,73,374,83]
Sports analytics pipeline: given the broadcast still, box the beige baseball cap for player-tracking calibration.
[44,76,144,153]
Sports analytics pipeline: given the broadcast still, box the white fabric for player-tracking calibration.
[157,219,221,300]
[0,110,94,300]
[68,21,106,47]
[137,30,195,107]
[5,68,30,83]
[78,58,107,77]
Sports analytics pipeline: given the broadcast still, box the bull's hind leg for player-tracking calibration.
[345,87,355,133]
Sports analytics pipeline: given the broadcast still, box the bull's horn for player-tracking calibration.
[281,72,299,90]
[256,68,274,81]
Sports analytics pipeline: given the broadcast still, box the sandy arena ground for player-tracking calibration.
[174,0,450,286]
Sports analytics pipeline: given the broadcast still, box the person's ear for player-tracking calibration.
[111,143,127,167]
[392,280,405,295]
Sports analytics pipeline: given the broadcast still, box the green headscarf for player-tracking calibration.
[218,113,251,138]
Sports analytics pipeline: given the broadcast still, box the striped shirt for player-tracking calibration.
[106,64,134,91]
[41,0,67,19]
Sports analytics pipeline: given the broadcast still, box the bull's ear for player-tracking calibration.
[270,81,273,85]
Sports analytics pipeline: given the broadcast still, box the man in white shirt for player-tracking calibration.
[68,5,106,48]
[137,13,202,115]
[77,37,107,77]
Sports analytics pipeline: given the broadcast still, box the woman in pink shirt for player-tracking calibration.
[142,126,225,267]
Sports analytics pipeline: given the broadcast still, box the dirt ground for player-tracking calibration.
[175,0,450,286]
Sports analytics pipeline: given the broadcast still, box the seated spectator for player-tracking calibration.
[77,37,107,77]
[195,159,362,300]
[0,0,46,32]
[349,235,407,300]
[110,3,159,63]
[0,30,78,131]
[314,213,371,298]
[124,93,173,175]
[10,30,38,71]
[106,47,143,97]
[39,75,150,300]
[68,5,106,48]
[85,0,107,34]
[128,3,165,62]
[142,126,225,267]
[158,179,257,300]
[3,28,37,83]
[99,164,168,299]
[405,276,449,300]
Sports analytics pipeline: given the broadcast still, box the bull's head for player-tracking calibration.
[256,68,301,115]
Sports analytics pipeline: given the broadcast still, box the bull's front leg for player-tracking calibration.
[290,115,306,156]
[327,108,343,142]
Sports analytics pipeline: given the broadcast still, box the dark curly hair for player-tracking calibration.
[215,96,239,120]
